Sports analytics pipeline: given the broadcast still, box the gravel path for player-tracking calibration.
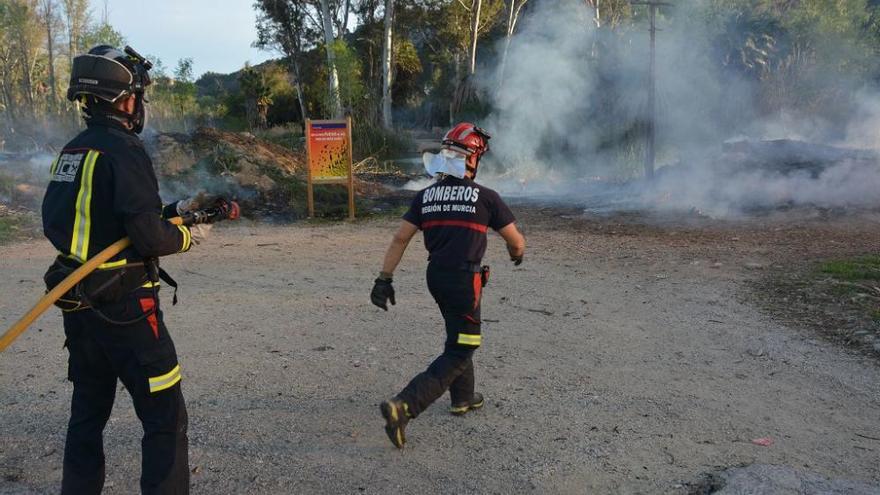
[1,210,879,494]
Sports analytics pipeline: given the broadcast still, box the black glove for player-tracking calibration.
[511,253,523,266]
[371,276,396,311]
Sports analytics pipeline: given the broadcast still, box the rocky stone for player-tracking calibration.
[707,464,880,495]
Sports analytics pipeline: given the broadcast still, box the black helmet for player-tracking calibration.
[67,45,153,133]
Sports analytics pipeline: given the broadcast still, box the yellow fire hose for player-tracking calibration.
[0,217,184,352]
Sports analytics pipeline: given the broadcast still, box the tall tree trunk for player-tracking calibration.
[381,0,394,128]
[42,0,58,112]
[63,0,87,62]
[586,0,600,58]
[0,75,16,122]
[65,0,75,65]
[496,0,516,96]
[319,0,342,118]
[586,0,600,27]
[341,0,352,37]
[17,37,36,119]
[468,0,482,75]
[290,57,308,123]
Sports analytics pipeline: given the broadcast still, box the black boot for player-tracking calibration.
[449,392,484,416]
[380,398,411,448]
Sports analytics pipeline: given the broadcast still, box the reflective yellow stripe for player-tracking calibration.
[148,365,181,393]
[457,333,482,346]
[142,281,160,288]
[49,156,59,176]
[177,225,191,252]
[69,151,99,261]
[98,259,128,269]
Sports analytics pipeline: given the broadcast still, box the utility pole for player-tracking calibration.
[631,1,670,180]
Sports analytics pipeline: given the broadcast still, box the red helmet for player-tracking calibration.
[442,122,491,157]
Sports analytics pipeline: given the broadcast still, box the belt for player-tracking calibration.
[429,260,481,273]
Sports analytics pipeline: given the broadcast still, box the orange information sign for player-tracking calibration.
[305,118,355,219]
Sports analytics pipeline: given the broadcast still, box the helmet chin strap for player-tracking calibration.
[81,94,146,134]
[132,94,146,134]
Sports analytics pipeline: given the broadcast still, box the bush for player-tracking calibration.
[352,126,414,161]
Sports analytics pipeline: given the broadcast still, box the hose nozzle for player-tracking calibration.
[181,199,241,226]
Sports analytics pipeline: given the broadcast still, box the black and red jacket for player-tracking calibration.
[403,176,515,266]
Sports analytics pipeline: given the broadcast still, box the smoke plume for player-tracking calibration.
[477,0,880,216]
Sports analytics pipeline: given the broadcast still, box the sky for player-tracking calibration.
[92,0,275,79]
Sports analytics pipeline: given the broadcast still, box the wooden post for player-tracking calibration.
[346,116,356,220]
[305,118,315,218]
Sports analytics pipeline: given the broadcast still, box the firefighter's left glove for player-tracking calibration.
[189,224,213,245]
[371,275,395,311]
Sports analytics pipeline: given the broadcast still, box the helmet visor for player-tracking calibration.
[67,54,134,102]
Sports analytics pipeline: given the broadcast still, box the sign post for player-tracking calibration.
[305,117,355,220]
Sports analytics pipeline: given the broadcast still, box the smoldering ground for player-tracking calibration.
[475,0,880,216]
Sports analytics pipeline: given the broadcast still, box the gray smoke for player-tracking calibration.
[477,0,880,216]
[0,152,54,207]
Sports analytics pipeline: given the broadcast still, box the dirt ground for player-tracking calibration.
[1,203,879,494]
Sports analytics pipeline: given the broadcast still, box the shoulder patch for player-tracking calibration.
[51,152,86,182]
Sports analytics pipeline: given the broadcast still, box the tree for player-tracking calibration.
[381,0,393,127]
[239,64,272,129]
[6,0,43,120]
[39,0,60,111]
[496,0,528,95]
[61,0,88,60]
[468,0,482,75]
[318,0,343,117]
[254,0,316,123]
[80,19,125,49]
[172,58,198,131]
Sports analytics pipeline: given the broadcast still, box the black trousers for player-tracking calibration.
[397,263,483,417]
[61,289,189,495]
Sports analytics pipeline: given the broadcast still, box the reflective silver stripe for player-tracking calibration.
[148,365,182,393]
[70,151,98,260]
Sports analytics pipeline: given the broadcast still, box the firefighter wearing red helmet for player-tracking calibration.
[371,122,526,448]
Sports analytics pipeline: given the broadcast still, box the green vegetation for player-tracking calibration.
[819,256,880,325]
[0,217,20,243]
[820,256,880,282]
[0,214,36,245]
[753,254,880,356]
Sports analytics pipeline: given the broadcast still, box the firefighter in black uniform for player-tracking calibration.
[42,46,206,494]
[371,122,526,448]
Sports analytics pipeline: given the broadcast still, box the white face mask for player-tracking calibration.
[423,149,467,178]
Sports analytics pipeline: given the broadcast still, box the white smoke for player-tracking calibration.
[0,152,54,207]
[476,0,880,216]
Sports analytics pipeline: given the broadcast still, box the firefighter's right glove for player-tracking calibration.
[371,275,396,311]
[189,224,212,245]
[507,243,523,266]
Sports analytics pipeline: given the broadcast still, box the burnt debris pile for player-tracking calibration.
[146,127,306,217]
[1,128,401,223]
[720,139,880,179]
[148,127,402,219]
